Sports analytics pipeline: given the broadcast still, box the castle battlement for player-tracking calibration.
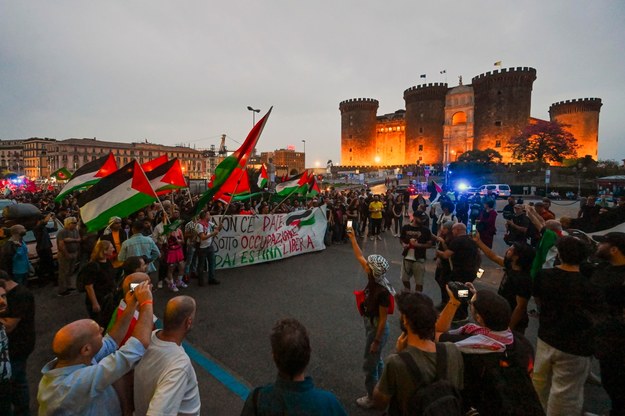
[549,98,603,116]
[339,98,379,113]
[472,67,536,81]
[403,83,448,101]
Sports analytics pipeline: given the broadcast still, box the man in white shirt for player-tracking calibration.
[134,296,200,416]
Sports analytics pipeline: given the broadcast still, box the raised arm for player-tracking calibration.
[347,226,369,272]
[472,232,504,267]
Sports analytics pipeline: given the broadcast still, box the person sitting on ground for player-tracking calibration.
[240,318,347,416]
[373,291,464,415]
[37,281,153,416]
[134,296,201,416]
[437,286,542,415]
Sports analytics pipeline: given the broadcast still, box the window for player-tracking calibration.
[452,112,467,125]
[418,145,423,151]
[419,156,422,161]
[495,121,502,127]
[349,148,352,153]
[419,127,423,134]
[495,140,501,148]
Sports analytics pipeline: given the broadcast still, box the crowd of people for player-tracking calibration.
[0,183,623,415]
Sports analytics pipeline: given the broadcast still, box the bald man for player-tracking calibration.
[37,280,153,416]
[134,296,200,416]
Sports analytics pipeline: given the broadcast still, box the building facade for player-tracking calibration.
[340,66,602,166]
[260,149,305,176]
[3,137,209,179]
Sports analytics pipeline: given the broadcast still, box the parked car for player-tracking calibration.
[396,184,418,196]
[478,184,511,199]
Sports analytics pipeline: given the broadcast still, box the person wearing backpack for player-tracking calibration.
[373,291,464,415]
[438,287,544,416]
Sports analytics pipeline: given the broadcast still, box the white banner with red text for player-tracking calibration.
[213,206,327,269]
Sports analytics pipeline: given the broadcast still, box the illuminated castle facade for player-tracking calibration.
[340,67,602,166]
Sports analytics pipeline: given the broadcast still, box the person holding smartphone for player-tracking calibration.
[346,224,394,409]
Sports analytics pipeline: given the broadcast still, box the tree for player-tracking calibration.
[508,120,578,165]
[457,148,502,164]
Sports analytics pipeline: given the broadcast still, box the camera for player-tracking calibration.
[129,283,139,292]
[447,281,470,302]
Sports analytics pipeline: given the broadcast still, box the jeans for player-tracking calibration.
[363,317,389,397]
[370,218,382,236]
[184,244,197,275]
[532,338,590,416]
[393,216,403,235]
[10,357,29,416]
[196,247,216,285]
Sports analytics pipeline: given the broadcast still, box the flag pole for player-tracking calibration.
[216,168,248,225]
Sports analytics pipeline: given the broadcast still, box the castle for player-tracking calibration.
[339,67,602,166]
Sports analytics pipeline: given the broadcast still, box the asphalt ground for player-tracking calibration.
[24,185,611,415]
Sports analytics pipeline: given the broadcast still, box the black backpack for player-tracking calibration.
[469,341,545,416]
[398,344,463,416]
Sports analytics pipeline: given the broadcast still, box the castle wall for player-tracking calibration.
[549,98,602,160]
[375,116,405,165]
[472,67,536,162]
[404,83,448,165]
[339,99,379,165]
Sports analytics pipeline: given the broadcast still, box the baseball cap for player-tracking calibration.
[592,232,625,253]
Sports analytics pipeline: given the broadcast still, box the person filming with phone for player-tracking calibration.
[436,223,481,321]
[471,232,535,334]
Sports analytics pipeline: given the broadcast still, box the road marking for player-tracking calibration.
[183,341,251,401]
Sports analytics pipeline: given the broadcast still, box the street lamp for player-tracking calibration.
[301,139,306,169]
[247,106,260,127]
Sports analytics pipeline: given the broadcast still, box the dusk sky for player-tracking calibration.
[1,1,623,167]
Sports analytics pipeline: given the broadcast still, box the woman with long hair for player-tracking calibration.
[347,225,395,409]
[80,240,117,328]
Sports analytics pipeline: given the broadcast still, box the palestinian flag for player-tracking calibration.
[307,175,321,197]
[285,209,316,227]
[214,167,251,203]
[145,158,187,195]
[142,155,169,173]
[296,171,311,195]
[275,172,308,196]
[257,164,268,189]
[51,167,72,181]
[78,161,158,232]
[195,107,272,213]
[55,153,118,202]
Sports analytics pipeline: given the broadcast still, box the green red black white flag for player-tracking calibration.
[55,153,118,202]
[78,161,158,232]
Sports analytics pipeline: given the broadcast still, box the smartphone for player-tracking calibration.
[458,289,469,298]
[129,283,139,292]
[471,223,477,236]
[476,268,484,279]
[347,220,353,229]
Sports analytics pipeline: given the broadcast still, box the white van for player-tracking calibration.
[478,184,511,198]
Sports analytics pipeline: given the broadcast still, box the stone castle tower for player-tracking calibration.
[549,98,602,160]
[340,66,601,166]
[472,67,536,161]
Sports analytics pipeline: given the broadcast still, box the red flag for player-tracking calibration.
[196,108,272,213]
[142,155,168,173]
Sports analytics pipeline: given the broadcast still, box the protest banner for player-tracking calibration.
[213,206,327,269]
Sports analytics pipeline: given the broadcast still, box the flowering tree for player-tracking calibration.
[508,120,578,164]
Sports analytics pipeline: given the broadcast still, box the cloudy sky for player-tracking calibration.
[1,1,623,167]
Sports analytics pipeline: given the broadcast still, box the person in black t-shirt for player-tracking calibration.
[0,270,35,416]
[437,223,481,320]
[532,236,602,416]
[590,232,625,416]
[347,226,394,410]
[80,240,118,329]
[472,235,535,334]
[399,214,433,292]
